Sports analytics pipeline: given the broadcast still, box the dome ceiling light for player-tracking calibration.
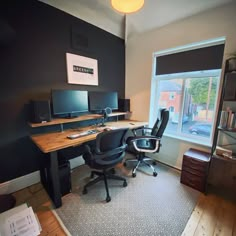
[111,0,144,14]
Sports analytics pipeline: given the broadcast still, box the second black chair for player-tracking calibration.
[82,128,129,202]
[125,108,169,177]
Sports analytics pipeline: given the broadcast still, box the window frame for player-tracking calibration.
[150,70,221,146]
[149,38,225,147]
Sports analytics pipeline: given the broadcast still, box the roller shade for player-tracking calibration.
[155,44,225,75]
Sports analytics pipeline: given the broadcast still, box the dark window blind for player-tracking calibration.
[155,44,225,75]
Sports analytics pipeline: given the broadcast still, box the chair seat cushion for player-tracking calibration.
[83,152,123,170]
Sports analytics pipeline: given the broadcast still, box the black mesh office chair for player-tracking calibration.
[82,128,129,202]
[124,108,169,177]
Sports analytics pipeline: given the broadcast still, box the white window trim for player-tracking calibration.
[150,70,221,145]
[150,37,226,145]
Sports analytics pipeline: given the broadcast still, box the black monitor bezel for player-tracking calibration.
[51,89,89,118]
[88,91,118,112]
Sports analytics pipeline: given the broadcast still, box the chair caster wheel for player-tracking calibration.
[123,162,127,167]
[83,188,88,194]
[106,196,111,202]
[123,180,127,187]
[132,173,136,178]
[152,161,157,165]
[90,172,94,178]
[153,172,158,177]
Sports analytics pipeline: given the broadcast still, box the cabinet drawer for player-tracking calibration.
[180,170,206,192]
[182,156,208,173]
[182,165,207,177]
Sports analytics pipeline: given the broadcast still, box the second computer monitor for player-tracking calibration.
[89,91,118,113]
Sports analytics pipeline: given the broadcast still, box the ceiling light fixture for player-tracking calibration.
[111,0,144,14]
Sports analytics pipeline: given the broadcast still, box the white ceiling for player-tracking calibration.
[40,0,233,39]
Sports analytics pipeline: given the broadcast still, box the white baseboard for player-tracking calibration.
[69,156,85,169]
[0,171,40,195]
[0,156,85,195]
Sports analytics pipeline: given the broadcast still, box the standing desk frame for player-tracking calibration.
[30,120,147,208]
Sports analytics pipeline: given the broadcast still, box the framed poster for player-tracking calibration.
[66,53,98,85]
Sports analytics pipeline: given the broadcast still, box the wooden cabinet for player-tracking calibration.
[181,148,211,192]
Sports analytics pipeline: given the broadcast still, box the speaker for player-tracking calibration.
[30,100,51,123]
[118,99,130,112]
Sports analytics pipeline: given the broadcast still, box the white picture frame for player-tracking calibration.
[66,53,98,86]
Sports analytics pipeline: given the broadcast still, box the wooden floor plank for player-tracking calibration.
[213,199,236,236]
[193,194,221,236]
[181,194,206,236]
[232,204,236,236]
[11,183,66,236]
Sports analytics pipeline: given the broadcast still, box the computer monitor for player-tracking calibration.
[88,91,118,112]
[51,89,89,118]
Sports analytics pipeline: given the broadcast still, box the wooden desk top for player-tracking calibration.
[30,120,147,153]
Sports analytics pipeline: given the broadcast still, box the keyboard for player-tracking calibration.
[67,129,100,139]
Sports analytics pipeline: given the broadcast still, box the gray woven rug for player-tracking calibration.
[55,158,199,236]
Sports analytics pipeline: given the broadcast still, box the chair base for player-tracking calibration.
[83,169,127,202]
[124,154,157,177]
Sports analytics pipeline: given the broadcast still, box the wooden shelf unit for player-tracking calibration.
[208,61,236,193]
[211,59,236,160]
[29,112,129,128]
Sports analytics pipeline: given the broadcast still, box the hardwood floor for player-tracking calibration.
[9,183,236,236]
[182,188,236,236]
[12,183,66,236]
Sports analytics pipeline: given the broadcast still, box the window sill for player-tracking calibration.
[163,133,212,148]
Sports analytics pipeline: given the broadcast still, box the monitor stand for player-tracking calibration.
[99,117,106,127]
[65,113,78,119]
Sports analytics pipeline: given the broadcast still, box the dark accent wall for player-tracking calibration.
[0,0,125,182]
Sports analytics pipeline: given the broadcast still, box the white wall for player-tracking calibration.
[125,2,236,169]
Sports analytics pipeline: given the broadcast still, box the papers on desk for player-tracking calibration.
[0,204,41,236]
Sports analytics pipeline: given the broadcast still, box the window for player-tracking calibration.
[150,38,225,146]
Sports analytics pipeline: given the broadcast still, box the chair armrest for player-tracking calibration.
[131,127,152,136]
[84,144,92,155]
[127,135,158,143]
[129,136,161,153]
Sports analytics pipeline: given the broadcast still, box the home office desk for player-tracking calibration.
[30,120,147,208]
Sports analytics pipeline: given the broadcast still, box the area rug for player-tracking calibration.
[55,160,200,236]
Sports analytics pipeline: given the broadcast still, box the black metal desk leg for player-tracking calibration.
[49,151,62,208]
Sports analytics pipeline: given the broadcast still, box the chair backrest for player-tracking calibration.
[151,108,169,138]
[150,119,160,136]
[96,128,128,152]
[83,128,129,167]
